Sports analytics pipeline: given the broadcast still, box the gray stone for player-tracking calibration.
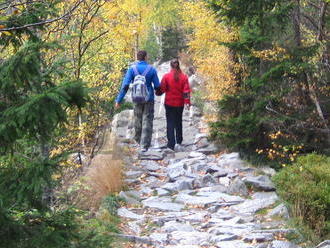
[125,170,144,178]
[182,212,208,223]
[115,234,152,245]
[119,191,141,204]
[242,233,274,242]
[218,153,247,170]
[142,200,184,211]
[167,161,188,180]
[267,203,290,219]
[189,151,207,159]
[199,185,228,193]
[214,240,253,248]
[112,109,134,128]
[169,231,209,245]
[227,172,239,178]
[152,211,191,225]
[208,226,250,236]
[127,221,141,234]
[117,208,144,220]
[197,144,218,155]
[163,246,199,248]
[213,168,230,177]
[195,137,209,149]
[210,234,238,242]
[139,186,153,195]
[194,133,208,143]
[139,150,164,160]
[228,178,249,196]
[161,221,195,233]
[124,178,140,185]
[141,161,161,171]
[156,188,171,196]
[244,175,276,191]
[232,192,279,214]
[260,167,276,177]
[150,233,168,244]
[175,192,243,207]
[271,240,301,248]
[219,177,231,186]
[162,178,194,192]
[316,241,330,248]
[193,174,217,188]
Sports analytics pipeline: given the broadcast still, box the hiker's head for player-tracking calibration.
[170,58,180,70]
[137,50,147,61]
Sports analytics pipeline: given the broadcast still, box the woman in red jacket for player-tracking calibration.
[160,59,191,151]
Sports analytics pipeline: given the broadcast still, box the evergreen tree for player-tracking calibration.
[208,0,330,161]
[0,1,91,247]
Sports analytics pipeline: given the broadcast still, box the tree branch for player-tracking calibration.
[0,0,85,32]
[0,0,43,11]
[81,30,109,57]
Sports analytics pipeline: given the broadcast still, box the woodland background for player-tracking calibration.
[0,0,329,247]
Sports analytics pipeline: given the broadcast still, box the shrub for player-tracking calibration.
[273,154,330,239]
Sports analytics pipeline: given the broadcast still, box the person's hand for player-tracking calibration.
[115,102,120,109]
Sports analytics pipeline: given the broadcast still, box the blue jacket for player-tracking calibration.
[115,61,160,103]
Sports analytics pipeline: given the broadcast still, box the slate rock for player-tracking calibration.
[161,221,195,233]
[193,174,217,188]
[266,203,290,219]
[142,200,184,212]
[270,240,301,248]
[242,233,274,242]
[197,144,218,155]
[141,160,161,171]
[117,208,144,220]
[139,151,164,160]
[189,151,207,159]
[169,231,209,245]
[162,178,194,192]
[228,178,249,196]
[243,175,276,191]
[119,191,141,204]
[125,170,144,178]
[214,240,253,248]
[210,234,238,242]
[315,240,330,248]
[232,192,279,214]
[150,233,168,245]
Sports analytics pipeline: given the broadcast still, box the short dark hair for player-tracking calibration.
[137,50,147,61]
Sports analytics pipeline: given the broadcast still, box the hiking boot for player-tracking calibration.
[175,144,184,152]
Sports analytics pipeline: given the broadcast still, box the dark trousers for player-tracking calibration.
[165,104,184,150]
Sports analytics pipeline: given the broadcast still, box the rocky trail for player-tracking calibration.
[110,63,302,248]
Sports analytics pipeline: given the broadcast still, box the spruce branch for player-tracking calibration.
[0,0,85,32]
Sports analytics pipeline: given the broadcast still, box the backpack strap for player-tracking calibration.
[142,65,152,77]
[132,65,139,76]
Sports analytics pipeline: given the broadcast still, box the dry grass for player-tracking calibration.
[78,133,125,209]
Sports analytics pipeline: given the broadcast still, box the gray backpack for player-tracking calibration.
[131,65,152,103]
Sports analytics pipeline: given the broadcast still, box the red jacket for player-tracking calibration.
[160,69,191,107]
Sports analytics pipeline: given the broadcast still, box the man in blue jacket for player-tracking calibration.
[115,50,160,152]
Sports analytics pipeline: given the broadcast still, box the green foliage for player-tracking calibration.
[274,154,330,239]
[161,26,186,62]
[101,194,124,216]
[208,0,330,163]
[142,28,161,62]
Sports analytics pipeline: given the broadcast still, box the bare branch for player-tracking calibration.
[0,0,43,11]
[0,0,85,32]
[81,30,109,56]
